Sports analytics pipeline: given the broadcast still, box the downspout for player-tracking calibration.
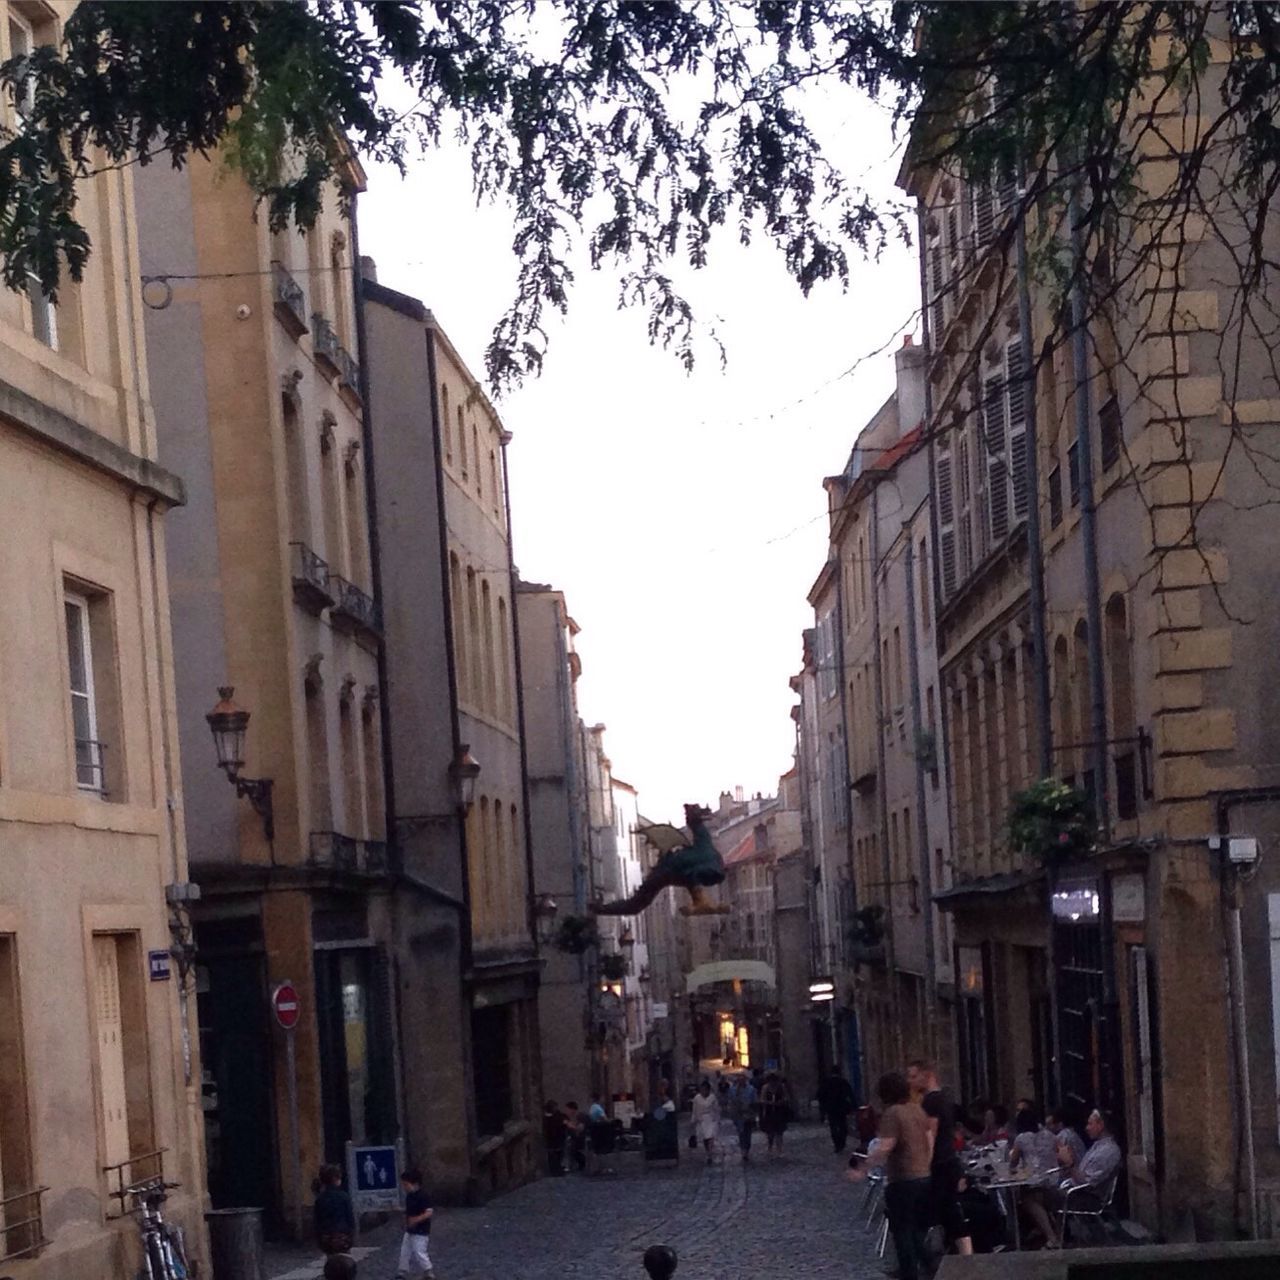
[1213,788,1280,1239]
[870,483,903,1066]
[903,521,938,1061]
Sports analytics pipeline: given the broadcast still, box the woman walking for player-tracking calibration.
[690,1079,721,1164]
[758,1073,791,1158]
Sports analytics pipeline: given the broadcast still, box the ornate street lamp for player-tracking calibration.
[533,892,559,945]
[205,686,274,841]
[450,743,481,815]
[619,925,636,951]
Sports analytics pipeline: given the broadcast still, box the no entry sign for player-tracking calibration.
[272,981,301,1030]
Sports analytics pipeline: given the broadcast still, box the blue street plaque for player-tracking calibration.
[148,950,172,982]
[347,1143,400,1212]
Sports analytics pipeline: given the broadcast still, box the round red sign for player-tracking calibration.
[272,981,301,1030]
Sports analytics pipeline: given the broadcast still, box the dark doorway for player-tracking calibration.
[471,1004,514,1138]
[196,949,277,1218]
[1055,915,1106,1116]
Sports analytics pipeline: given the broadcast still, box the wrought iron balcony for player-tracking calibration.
[0,1185,49,1261]
[336,344,362,403]
[309,831,389,877]
[289,541,334,614]
[75,738,107,795]
[311,313,341,375]
[272,262,308,337]
[328,573,381,636]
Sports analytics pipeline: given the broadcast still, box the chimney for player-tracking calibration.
[360,255,378,283]
[734,785,744,803]
[894,332,927,437]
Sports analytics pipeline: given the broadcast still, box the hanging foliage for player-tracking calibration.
[599,952,629,982]
[1007,778,1096,863]
[552,913,599,956]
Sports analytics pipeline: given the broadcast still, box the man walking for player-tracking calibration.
[726,1073,758,1163]
[907,1058,974,1260]
[817,1066,856,1154]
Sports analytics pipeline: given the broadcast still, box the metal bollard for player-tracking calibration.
[204,1207,265,1280]
[643,1244,678,1279]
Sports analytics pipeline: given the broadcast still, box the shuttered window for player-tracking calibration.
[957,428,975,579]
[928,241,945,341]
[983,371,1009,544]
[971,181,995,248]
[93,935,130,1170]
[936,450,957,599]
[1007,339,1029,520]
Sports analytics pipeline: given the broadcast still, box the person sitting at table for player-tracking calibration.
[1023,1108,1122,1248]
[1046,1105,1086,1169]
[1008,1107,1058,1182]
[976,1103,1010,1146]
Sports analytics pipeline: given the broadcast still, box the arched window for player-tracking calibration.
[330,233,350,345]
[320,417,345,577]
[1107,595,1138,820]
[442,384,452,466]
[344,449,370,589]
[305,671,331,831]
[1053,635,1073,782]
[471,423,482,496]
[339,688,364,835]
[362,697,384,840]
[457,406,467,480]
[466,567,480,709]
[1072,622,1091,795]
[450,553,467,703]
[471,797,491,938]
[283,393,310,545]
[481,579,496,713]
[497,597,511,722]
[489,449,500,517]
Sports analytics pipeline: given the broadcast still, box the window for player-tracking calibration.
[91,933,155,1179]
[0,934,35,1260]
[497,597,511,722]
[65,592,104,793]
[305,669,332,830]
[918,538,931,631]
[892,626,904,707]
[25,274,56,350]
[818,611,837,700]
[457,406,467,480]
[339,692,363,835]
[481,579,496,714]
[926,684,940,788]
[489,449,500,517]
[320,419,345,577]
[1099,395,1122,472]
[1048,464,1063,529]
[283,394,311,545]
[442,385,452,465]
[1107,595,1139,821]
[936,448,958,598]
[471,423,481,496]
[1068,438,1081,508]
[8,13,35,120]
[449,554,468,705]
[361,699,384,840]
[344,453,369,589]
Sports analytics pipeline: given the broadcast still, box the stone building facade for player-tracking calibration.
[136,145,393,1232]
[0,4,206,1273]
[362,278,540,1201]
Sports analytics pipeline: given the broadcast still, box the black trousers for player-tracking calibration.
[827,1113,849,1153]
[930,1159,970,1245]
[885,1178,933,1280]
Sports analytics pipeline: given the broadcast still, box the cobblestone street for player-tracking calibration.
[266,1123,884,1280]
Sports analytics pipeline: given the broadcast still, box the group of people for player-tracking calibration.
[542,1094,611,1175]
[843,1058,1124,1278]
[313,1162,433,1280]
[689,1069,794,1163]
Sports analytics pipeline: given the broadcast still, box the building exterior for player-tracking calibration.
[0,5,208,1272]
[814,340,956,1093]
[517,582,595,1107]
[362,277,540,1201]
[610,777,656,1099]
[136,145,394,1232]
[900,24,1280,1237]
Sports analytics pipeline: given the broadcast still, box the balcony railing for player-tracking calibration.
[103,1148,168,1218]
[309,832,390,877]
[289,541,334,613]
[312,313,341,375]
[328,573,380,636]
[75,738,107,795]
[0,1186,49,1261]
[272,262,308,337]
[336,344,362,403]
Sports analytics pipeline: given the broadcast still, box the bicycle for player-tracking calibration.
[128,1181,189,1280]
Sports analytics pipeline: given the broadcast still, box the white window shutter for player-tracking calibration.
[983,372,1009,544]
[1006,339,1029,521]
[936,450,957,599]
[972,181,995,248]
[957,430,974,580]
[929,242,945,341]
[93,935,130,1170]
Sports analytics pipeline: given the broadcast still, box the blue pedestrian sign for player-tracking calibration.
[347,1143,400,1213]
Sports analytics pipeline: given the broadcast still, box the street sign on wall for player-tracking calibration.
[272,981,301,1030]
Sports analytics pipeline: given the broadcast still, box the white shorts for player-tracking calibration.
[398,1231,432,1278]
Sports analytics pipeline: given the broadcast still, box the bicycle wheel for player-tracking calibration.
[144,1232,168,1280]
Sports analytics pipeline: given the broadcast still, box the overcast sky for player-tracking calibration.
[359,87,921,824]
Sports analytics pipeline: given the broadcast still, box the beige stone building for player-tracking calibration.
[362,277,540,1200]
[902,25,1280,1237]
[135,145,394,1231]
[0,5,206,1274]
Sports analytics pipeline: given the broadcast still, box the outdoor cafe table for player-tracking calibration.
[967,1151,1038,1251]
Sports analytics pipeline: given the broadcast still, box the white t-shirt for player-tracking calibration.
[691,1091,720,1139]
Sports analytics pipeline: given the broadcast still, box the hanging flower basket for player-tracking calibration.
[599,951,629,981]
[552,913,599,955]
[1008,778,1096,863]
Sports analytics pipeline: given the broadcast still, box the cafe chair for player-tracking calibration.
[1058,1173,1119,1246]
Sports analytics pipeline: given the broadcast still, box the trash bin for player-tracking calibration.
[205,1207,265,1280]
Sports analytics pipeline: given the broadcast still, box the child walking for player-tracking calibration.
[396,1167,434,1280]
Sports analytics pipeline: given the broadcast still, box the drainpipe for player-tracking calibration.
[904,523,939,1061]
[870,483,903,1066]
[1213,788,1280,1238]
